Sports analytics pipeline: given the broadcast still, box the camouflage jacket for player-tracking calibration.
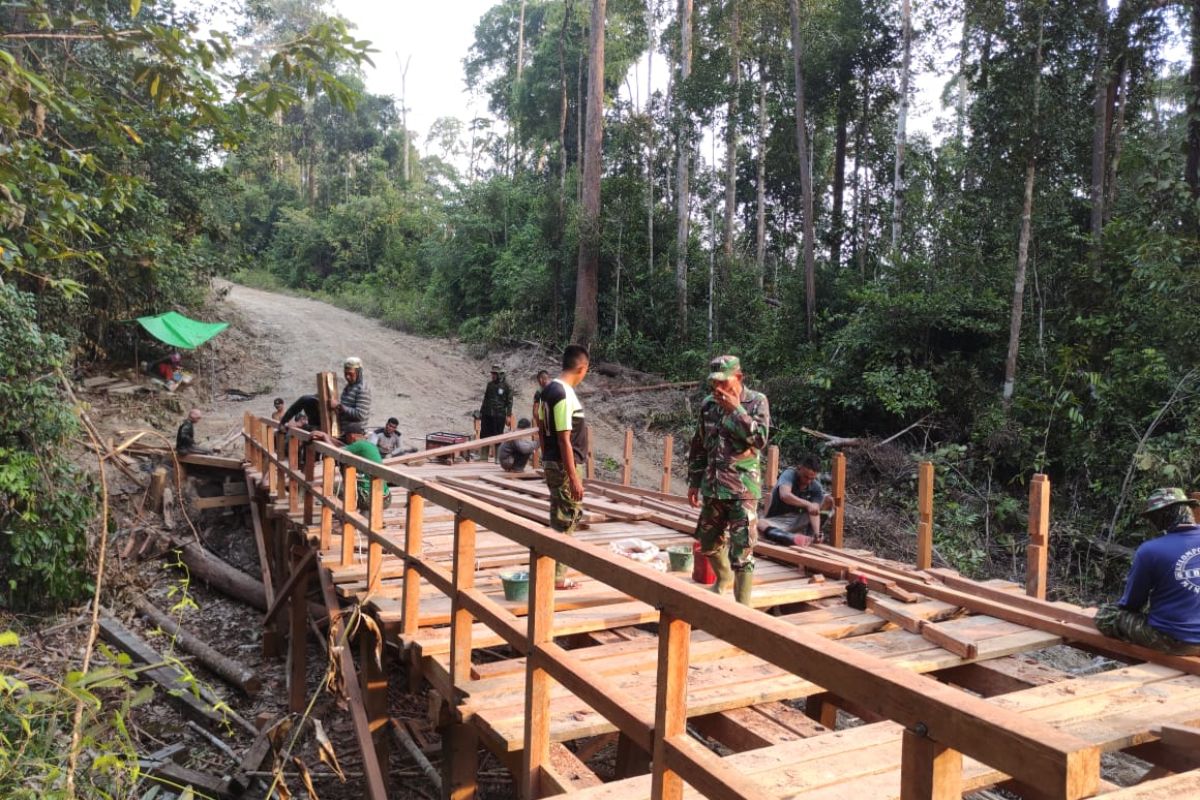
[480,377,514,417]
[687,388,770,499]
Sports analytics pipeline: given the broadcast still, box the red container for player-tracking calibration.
[691,540,716,585]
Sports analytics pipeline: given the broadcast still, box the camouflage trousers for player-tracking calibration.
[544,461,581,581]
[695,498,758,573]
[1094,603,1200,656]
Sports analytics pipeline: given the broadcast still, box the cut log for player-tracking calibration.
[133,597,261,695]
[148,467,168,513]
[164,537,269,611]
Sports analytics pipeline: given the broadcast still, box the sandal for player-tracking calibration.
[555,578,580,590]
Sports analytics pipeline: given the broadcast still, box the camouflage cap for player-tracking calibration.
[707,355,742,382]
[1141,487,1200,516]
[491,363,504,374]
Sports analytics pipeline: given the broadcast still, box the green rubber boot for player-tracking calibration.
[708,549,734,595]
[734,570,754,606]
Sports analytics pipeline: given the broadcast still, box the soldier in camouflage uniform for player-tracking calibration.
[1095,488,1200,655]
[479,364,514,458]
[687,355,770,606]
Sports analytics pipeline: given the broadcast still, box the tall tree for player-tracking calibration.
[891,0,912,255]
[788,0,816,340]
[573,0,607,346]
[1002,4,1045,404]
[1187,0,1200,210]
[755,68,768,288]
[1089,0,1110,246]
[646,0,656,277]
[723,0,740,262]
[675,0,694,335]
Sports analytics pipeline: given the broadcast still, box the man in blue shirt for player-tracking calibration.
[1096,488,1200,655]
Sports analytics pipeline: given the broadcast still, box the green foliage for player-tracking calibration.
[0,286,95,609]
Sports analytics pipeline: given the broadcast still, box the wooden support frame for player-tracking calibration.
[287,434,300,514]
[366,476,384,596]
[622,428,634,486]
[263,549,316,626]
[901,726,963,800]
[587,447,595,480]
[287,545,310,713]
[830,451,846,548]
[360,614,391,770]
[917,460,934,570]
[340,464,358,567]
[766,445,780,500]
[521,550,555,799]
[449,515,477,689]
[660,435,674,494]
[319,454,335,550]
[1027,473,1050,599]
[402,492,425,637]
[302,443,316,525]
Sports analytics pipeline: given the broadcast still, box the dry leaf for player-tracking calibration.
[275,775,294,800]
[312,718,346,781]
[292,756,320,800]
[359,612,383,670]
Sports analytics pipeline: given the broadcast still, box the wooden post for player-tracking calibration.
[660,435,674,494]
[302,445,316,526]
[242,412,252,465]
[287,546,309,713]
[473,417,483,461]
[366,477,384,596]
[317,371,338,438]
[766,445,780,499]
[401,492,425,637]
[148,467,168,513]
[287,435,300,514]
[521,550,555,799]
[917,460,934,570]
[441,721,478,800]
[900,728,963,800]
[273,429,286,500]
[651,612,691,800]
[340,465,358,567]
[1026,474,1050,600]
[449,515,477,689]
[319,455,335,551]
[586,448,595,480]
[360,614,391,771]
[264,422,277,493]
[622,428,634,486]
[831,451,846,549]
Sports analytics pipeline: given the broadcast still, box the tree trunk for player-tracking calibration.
[1105,63,1129,223]
[400,55,411,183]
[755,73,767,291]
[675,0,694,337]
[513,0,527,170]
[854,72,869,280]
[723,0,740,264]
[1089,0,1109,247]
[891,0,912,256]
[646,0,655,277]
[133,597,262,695]
[830,98,848,269]
[1187,0,1200,207]
[572,0,606,348]
[555,0,574,336]
[788,0,816,340]
[1002,7,1044,405]
[956,8,969,151]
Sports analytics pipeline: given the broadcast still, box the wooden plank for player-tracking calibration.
[340,464,358,567]
[177,452,243,470]
[622,428,634,486]
[919,621,978,660]
[1152,722,1200,751]
[652,612,691,800]
[320,455,335,550]
[1097,772,1200,798]
[449,515,477,689]
[661,435,674,494]
[916,461,933,570]
[522,551,555,799]
[287,549,309,713]
[317,371,338,438]
[263,550,316,626]
[193,493,251,509]
[402,493,425,637]
[366,477,384,596]
[766,445,780,500]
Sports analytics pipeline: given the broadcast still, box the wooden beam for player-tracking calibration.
[192,493,250,510]
[901,727,963,800]
[340,464,358,567]
[521,550,555,799]
[766,445,780,500]
[441,721,478,800]
[402,492,425,637]
[366,477,384,595]
[831,451,846,548]
[287,434,300,514]
[287,548,309,713]
[660,435,674,494]
[263,549,317,626]
[1027,474,1050,599]
[319,454,335,550]
[449,515,477,689]
[651,612,691,800]
[917,460,934,570]
[1153,722,1200,751]
[360,615,391,770]
[622,428,634,486]
[317,371,338,438]
[303,443,316,525]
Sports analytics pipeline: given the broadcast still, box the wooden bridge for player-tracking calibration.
[239,382,1200,800]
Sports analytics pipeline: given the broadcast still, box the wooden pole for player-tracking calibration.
[287,434,300,515]
[148,467,167,513]
[264,422,277,493]
[660,435,674,494]
[132,597,261,695]
[587,448,595,481]
[765,445,780,501]
[521,550,555,799]
[831,451,846,548]
[287,545,309,713]
[242,412,252,465]
[340,465,358,567]
[319,454,335,551]
[1027,474,1050,600]
[449,515,477,689]
[273,429,286,500]
[622,428,634,486]
[900,728,963,800]
[402,492,425,637]
[302,445,315,526]
[367,477,384,596]
[917,460,934,570]
[651,612,691,800]
[360,615,391,771]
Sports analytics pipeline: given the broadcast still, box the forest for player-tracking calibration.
[3,0,1200,605]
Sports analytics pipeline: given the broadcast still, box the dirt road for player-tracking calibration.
[205,283,675,488]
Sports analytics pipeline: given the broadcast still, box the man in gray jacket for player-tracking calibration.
[334,356,372,434]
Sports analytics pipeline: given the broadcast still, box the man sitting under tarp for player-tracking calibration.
[1096,488,1200,655]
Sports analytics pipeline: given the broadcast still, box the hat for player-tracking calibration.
[342,422,366,436]
[491,363,504,374]
[707,355,741,382]
[343,356,363,369]
[1141,488,1200,516]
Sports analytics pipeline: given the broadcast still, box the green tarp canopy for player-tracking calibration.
[136,311,229,350]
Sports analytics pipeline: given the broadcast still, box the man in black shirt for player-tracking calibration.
[539,345,590,589]
[758,454,829,545]
[175,408,209,454]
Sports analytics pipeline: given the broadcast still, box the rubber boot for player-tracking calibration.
[734,570,754,607]
[708,549,734,595]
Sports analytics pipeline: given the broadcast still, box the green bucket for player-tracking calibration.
[500,571,530,602]
[666,545,694,573]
